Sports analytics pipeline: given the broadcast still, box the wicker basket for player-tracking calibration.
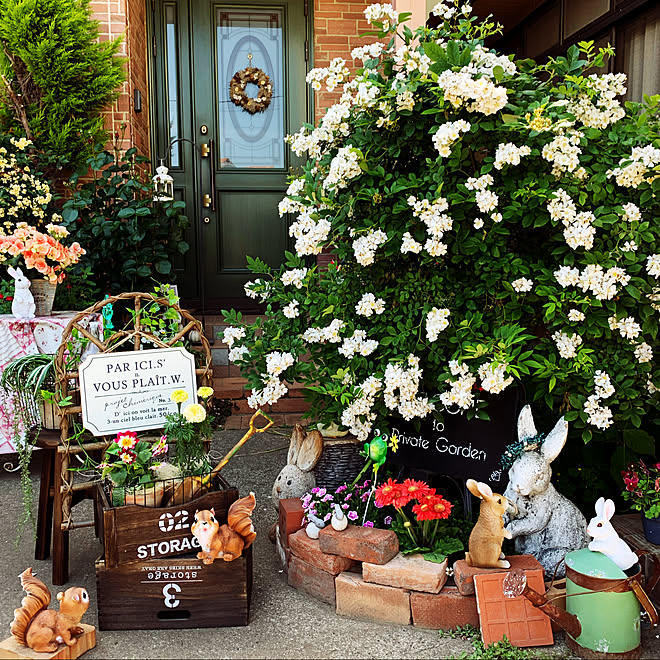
[30,279,57,316]
[313,436,365,491]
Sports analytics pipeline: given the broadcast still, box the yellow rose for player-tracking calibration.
[170,389,189,404]
[183,403,206,423]
[197,386,214,400]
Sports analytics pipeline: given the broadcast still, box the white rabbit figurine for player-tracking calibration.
[272,424,324,511]
[587,497,638,571]
[504,405,589,577]
[7,267,36,320]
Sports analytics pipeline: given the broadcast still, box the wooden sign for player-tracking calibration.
[386,388,523,489]
[79,347,197,436]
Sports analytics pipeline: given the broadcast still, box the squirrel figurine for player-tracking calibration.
[191,492,257,563]
[10,568,89,653]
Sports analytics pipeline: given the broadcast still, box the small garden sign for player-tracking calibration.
[387,389,522,488]
[79,347,197,435]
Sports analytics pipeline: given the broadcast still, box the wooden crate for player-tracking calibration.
[96,476,239,568]
[96,547,252,630]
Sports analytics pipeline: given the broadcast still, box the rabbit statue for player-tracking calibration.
[465,479,514,569]
[271,424,323,511]
[587,497,638,572]
[7,267,36,320]
[503,405,589,577]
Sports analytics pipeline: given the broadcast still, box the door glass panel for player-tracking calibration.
[216,7,285,169]
[165,4,181,167]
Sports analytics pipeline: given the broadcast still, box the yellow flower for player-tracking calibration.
[388,433,399,453]
[197,386,214,400]
[183,403,206,423]
[170,389,189,404]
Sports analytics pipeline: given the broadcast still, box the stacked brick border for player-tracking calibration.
[277,497,482,630]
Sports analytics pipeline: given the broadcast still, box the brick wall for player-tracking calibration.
[313,0,373,119]
[90,0,150,158]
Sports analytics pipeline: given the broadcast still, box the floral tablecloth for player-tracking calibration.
[0,312,102,454]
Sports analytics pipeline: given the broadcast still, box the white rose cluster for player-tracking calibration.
[338,330,379,358]
[394,45,431,78]
[283,300,300,319]
[608,315,642,341]
[247,351,295,408]
[583,370,615,429]
[281,267,308,288]
[355,292,386,317]
[568,309,585,322]
[303,318,345,344]
[223,326,246,348]
[432,119,471,157]
[289,208,331,256]
[407,195,453,256]
[306,57,350,92]
[383,355,434,421]
[351,42,386,63]
[437,69,508,115]
[622,202,641,224]
[478,361,513,394]
[323,146,363,191]
[647,254,660,278]
[546,188,596,250]
[541,132,583,176]
[552,331,583,359]
[400,231,423,254]
[555,264,629,301]
[571,73,626,130]
[341,376,382,440]
[511,277,533,293]
[364,3,399,30]
[466,45,516,78]
[352,229,388,265]
[439,360,476,409]
[608,145,660,188]
[426,307,450,341]
[634,342,653,364]
[494,143,531,170]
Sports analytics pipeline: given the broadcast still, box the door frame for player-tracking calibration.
[146,0,314,311]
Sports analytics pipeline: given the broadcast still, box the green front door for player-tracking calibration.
[152,0,309,306]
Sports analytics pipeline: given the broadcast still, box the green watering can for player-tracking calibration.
[504,548,658,659]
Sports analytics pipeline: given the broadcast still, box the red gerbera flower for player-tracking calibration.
[412,495,453,521]
[375,478,399,507]
[401,478,433,501]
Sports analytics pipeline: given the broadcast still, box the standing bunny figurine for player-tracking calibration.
[465,479,514,569]
[503,405,589,577]
[587,497,638,572]
[271,424,323,511]
[7,267,35,320]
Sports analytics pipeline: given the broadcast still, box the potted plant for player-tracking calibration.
[621,460,660,544]
[221,2,657,465]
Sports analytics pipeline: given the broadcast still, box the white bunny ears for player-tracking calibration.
[594,496,616,521]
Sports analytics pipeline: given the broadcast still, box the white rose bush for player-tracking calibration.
[223,1,659,444]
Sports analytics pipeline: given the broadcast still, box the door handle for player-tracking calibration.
[206,138,216,212]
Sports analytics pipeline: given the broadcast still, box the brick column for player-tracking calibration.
[90,0,150,158]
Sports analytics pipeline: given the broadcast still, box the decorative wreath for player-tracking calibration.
[229,67,273,114]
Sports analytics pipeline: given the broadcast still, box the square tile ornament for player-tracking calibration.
[474,568,553,647]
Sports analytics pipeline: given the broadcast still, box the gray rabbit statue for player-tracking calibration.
[7,267,36,320]
[503,405,589,577]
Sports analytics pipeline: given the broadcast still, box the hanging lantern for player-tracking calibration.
[153,163,174,202]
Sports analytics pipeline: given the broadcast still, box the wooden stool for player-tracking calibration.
[35,430,98,584]
[34,429,60,562]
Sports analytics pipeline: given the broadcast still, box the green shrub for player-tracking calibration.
[0,0,125,168]
[61,148,190,295]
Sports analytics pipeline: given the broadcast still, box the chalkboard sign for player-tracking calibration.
[386,387,523,490]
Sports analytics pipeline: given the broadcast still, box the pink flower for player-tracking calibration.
[363,521,374,528]
[348,510,358,520]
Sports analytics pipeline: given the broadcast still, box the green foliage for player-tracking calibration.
[61,148,190,296]
[0,277,13,313]
[0,0,125,168]
[223,3,658,457]
[52,265,99,311]
[459,636,536,660]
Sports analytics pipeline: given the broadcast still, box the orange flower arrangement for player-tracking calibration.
[0,222,85,283]
[375,477,454,558]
